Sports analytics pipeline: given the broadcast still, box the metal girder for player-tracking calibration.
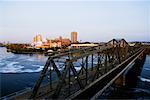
[49,65,52,89]
[70,62,84,89]
[69,48,144,100]
[50,46,99,59]
[50,60,61,78]
[78,58,86,75]
[52,60,70,98]
[91,49,145,100]
[91,54,94,70]
[30,57,52,99]
[85,56,88,85]
[92,53,103,81]
[50,46,112,63]
[52,59,85,98]
[29,45,141,99]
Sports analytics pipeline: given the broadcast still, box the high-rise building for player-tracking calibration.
[33,34,42,43]
[71,32,77,43]
[32,34,43,48]
[36,34,42,42]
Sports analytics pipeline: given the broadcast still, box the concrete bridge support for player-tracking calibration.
[114,51,146,87]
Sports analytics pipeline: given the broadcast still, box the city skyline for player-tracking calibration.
[0,0,149,43]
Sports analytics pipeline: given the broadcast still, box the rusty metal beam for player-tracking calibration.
[68,48,144,100]
[29,45,141,99]
[91,49,145,100]
[70,62,84,89]
[52,60,70,98]
[85,56,88,85]
[67,46,112,63]
[30,57,52,99]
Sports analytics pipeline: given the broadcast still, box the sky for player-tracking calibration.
[0,0,149,43]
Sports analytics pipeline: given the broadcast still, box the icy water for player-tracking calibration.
[0,47,48,97]
[135,55,150,99]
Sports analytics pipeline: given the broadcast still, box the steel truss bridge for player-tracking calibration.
[2,43,146,100]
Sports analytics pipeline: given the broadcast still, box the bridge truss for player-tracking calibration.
[29,45,140,99]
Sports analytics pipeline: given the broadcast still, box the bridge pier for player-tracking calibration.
[114,51,146,87]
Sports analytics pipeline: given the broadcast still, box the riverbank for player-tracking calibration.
[7,48,46,54]
[0,43,5,47]
[6,44,46,54]
[5,44,63,55]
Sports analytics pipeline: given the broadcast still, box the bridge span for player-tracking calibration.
[1,41,148,99]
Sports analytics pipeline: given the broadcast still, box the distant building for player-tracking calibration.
[32,34,71,49]
[70,43,98,48]
[61,38,71,47]
[55,36,71,47]
[32,34,43,48]
[33,34,42,42]
[47,39,62,48]
[129,43,136,46]
[71,32,78,43]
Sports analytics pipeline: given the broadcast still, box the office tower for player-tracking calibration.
[71,32,77,43]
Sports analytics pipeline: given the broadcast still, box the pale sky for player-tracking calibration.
[0,0,149,43]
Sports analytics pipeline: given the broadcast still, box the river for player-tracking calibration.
[0,47,48,97]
